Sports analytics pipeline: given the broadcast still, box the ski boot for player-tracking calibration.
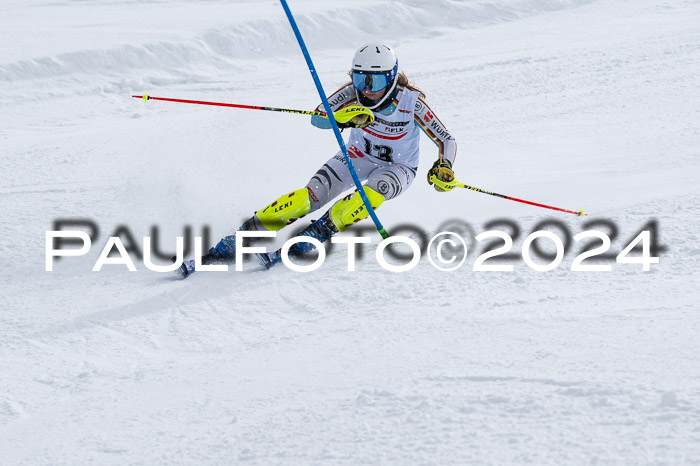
[176,259,196,278]
[257,211,338,269]
[174,217,259,278]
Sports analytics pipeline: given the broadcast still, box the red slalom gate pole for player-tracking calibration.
[132,93,327,118]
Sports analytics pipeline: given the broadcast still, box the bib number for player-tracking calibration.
[363,137,394,163]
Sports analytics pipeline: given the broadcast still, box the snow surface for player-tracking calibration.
[2,0,700,464]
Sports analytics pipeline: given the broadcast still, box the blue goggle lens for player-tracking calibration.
[352,72,390,92]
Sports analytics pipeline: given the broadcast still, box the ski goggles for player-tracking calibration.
[352,67,397,93]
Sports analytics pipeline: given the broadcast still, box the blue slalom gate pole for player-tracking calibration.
[279,0,389,239]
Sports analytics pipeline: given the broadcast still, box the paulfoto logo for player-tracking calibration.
[45,217,666,274]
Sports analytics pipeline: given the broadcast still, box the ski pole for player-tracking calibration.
[132,93,327,118]
[429,174,587,216]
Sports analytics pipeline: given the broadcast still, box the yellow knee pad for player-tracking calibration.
[330,186,385,232]
[256,188,312,231]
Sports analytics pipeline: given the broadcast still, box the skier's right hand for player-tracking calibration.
[334,105,374,129]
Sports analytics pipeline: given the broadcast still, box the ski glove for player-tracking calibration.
[427,158,456,192]
[334,105,374,129]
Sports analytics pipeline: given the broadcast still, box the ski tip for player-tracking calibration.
[577,209,588,216]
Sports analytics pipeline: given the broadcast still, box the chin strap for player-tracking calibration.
[357,78,399,112]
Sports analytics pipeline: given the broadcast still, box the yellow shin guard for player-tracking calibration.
[256,188,312,231]
[330,186,385,232]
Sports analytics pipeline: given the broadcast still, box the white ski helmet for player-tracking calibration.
[351,43,399,111]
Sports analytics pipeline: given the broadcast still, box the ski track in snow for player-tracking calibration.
[2,0,700,464]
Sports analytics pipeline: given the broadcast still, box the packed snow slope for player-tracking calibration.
[1,0,699,464]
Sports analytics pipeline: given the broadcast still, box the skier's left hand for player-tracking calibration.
[334,105,374,129]
[427,158,457,192]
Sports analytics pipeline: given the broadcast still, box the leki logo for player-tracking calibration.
[274,202,292,213]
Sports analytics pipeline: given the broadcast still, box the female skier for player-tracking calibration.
[178,43,457,277]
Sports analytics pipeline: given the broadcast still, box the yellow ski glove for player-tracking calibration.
[427,159,457,192]
[334,105,374,129]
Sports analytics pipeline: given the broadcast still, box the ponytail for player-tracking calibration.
[397,71,425,98]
